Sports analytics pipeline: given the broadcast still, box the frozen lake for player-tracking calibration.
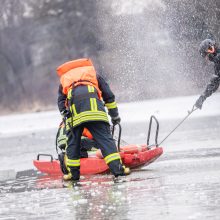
[0,94,220,220]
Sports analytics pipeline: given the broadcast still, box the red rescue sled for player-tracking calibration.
[33,116,163,175]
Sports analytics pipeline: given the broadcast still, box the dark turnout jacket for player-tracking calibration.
[202,49,220,98]
[57,74,119,127]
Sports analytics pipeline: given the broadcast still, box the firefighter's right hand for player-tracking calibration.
[61,110,71,119]
[111,115,121,125]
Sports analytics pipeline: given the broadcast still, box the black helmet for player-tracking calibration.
[199,39,216,57]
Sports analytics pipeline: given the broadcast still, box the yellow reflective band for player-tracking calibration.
[58,139,66,145]
[64,154,68,165]
[90,98,97,111]
[65,117,73,130]
[88,85,94,93]
[104,153,121,164]
[90,98,94,111]
[64,154,70,171]
[71,104,77,116]
[66,115,109,129]
[67,88,72,100]
[66,117,72,124]
[65,144,68,151]
[93,99,97,111]
[73,116,109,127]
[65,110,109,128]
[72,111,108,122]
[72,111,108,118]
[88,85,92,92]
[105,102,117,109]
[57,128,66,145]
[66,159,80,167]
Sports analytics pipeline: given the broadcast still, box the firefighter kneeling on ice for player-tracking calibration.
[56,122,99,175]
[57,58,130,181]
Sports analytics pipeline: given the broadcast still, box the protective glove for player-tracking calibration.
[195,95,206,109]
[61,109,71,119]
[111,115,121,125]
[207,53,217,62]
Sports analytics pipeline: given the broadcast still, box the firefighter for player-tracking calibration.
[56,122,98,158]
[195,39,220,109]
[57,58,130,181]
[56,121,99,175]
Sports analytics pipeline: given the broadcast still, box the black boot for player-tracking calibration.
[70,167,80,181]
[108,160,131,177]
[63,167,80,181]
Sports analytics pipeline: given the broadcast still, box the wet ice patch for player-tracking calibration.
[188,213,203,219]
[0,169,16,182]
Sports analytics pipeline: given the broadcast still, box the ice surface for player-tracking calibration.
[1,94,220,137]
[0,95,220,220]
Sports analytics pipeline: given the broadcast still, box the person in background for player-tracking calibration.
[195,39,220,109]
[57,58,130,181]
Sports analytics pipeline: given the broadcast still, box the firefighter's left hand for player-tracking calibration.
[61,109,71,119]
[195,95,206,109]
[111,115,121,125]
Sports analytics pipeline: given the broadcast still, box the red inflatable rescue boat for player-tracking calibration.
[33,116,163,175]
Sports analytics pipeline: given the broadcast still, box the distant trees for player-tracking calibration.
[0,0,27,111]
[0,0,220,114]
[0,0,101,113]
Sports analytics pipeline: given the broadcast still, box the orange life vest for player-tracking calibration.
[60,121,93,139]
[82,128,93,140]
[57,58,102,99]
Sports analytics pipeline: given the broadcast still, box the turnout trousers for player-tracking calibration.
[66,121,124,179]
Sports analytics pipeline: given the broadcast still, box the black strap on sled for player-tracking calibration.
[147,115,160,147]
[55,121,65,155]
[112,123,122,152]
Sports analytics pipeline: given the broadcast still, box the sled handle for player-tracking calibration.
[147,115,159,147]
[37,154,54,162]
[112,123,121,151]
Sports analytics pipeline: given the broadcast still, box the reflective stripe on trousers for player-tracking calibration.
[66,158,80,167]
[104,152,121,164]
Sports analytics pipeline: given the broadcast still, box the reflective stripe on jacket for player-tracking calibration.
[65,85,109,128]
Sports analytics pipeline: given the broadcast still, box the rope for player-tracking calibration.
[158,105,198,146]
